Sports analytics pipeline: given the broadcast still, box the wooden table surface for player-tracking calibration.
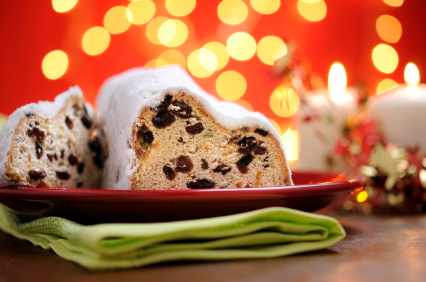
[1,211,426,282]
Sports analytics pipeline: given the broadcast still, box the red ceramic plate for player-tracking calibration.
[0,171,365,224]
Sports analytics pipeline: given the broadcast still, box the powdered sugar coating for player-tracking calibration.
[97,66,292,190]
[0,86,96,186]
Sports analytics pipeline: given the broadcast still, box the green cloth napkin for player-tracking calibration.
[0,205,345,270]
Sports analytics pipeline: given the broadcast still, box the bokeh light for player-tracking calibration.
[202,42,229,71]
[376,15,402,43]
[145,59,168,68]
[52,0,78,13]
[270,86,300,117]
[405,63,420,85]
[376,79,399,95]
[250,0,280,14]
[199,49,218,71]
[383,0,404,7]
[166,0,196,17]
[42,50,68,80]
[297,0,327,22]
[357,191,368,203]
[127,0,156,25]
[227,32,257,61]
[372,44,399,74]
[269,118,281,134]
[216,71,247,101]
[158,50,186,69]
[187,50,215,78]
[281,128,298,162]
[158,19,188,47]
[82,27,111,56]
[235,99,253,111]
[218,0,248,25]
[146,16,169,45]
[104,6,132,35]
[257,36,287,65]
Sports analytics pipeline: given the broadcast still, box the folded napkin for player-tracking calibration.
[0,205,345,270]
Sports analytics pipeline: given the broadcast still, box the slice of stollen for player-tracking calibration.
[97,66,292,190]
[0,86,103,188]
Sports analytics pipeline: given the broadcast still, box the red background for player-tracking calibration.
[1,0,425,130]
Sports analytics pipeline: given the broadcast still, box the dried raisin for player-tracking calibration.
[163,166,176,180]
[201,159,209,170]
[185,122,204,135]
[175,156,193,173]
[169,101,193,118]
[254,128,268,136]
[31,126,45,140]
[151,94,172,112]
[28,170,47,181]
[56,171,70,180]
[237,154,253,174]
[254,142,267,155]
[35,140,43,159]
[68,154,78,166]
[81,115,92,129]
[65,116,74,129]
[152,111,176,129]
[237,137,257,154]
[187,179,215,189]
[213,164,232,175]
[142,131,154,144]
[77,161,85,174]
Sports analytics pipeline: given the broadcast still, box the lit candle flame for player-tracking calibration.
[404,63,420,85]
[405,63,420,99]
[328,62,347,104]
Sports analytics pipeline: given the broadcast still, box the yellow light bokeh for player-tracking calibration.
[146,16,169,45]
[270,86,300,117]
[405,63,420,85]
[357,191,368,203]
[158,19,188,47]
[158,50,186,69]
[104,6,132,35]
[227,32,257,61]
[52,0,78,13]
[269,118,281,135]
[166,0,196,17]
[257,36,287,66]
[127,0,155,25]
[281,128,298,162]
[216,71,247,101]
[376,15,402,43]
[218,0,248,25]
[383,0,404,7]
[187,50,215,78]
[297,0,327,22]
[82,27,111,56]
[42,50,68,80]
[199,49,218,72]
[250,0,280,14]
[372,44,399,74]
[145,59,168,68]
[376,79,399,95]
[202,42,229,71]
[235,99,254,111]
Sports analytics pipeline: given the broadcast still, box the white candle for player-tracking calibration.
[294,62,358,171]
[370,63,426,152]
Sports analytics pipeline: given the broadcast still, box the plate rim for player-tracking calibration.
[0,172,366,202]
